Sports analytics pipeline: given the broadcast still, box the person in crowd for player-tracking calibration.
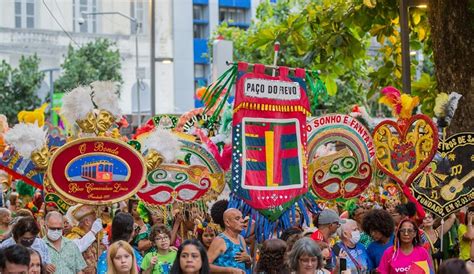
[310,209,345,244]
[378,218,434,274]
[129,200,152,253]
[0,207,12,240]
[291,208,304,229]
[317,242,333,272]
[8,192,21,215]
[459,207,474,261]
[288,237,329,274]
[150,209,165,226]
[43,211,86,273]
[66,204,106,274]
[196,221,217,251]
[208,208,251,273]
[0,216,52,266]
[391,203,416,228]
[362,209,395,268]
[210,200,228,230]
[332,219,372,273]
[255,238,290,274]
[16,209,33,218]
[421,212,457,269]
[349,204,371,247]
[106,240,138,274]
[141,225,177,274]
[281,227,303,242]
[0,244,30,273]
[170,239,210,274]
[438,258,472,274]
[97,212,143,274]
[28,248,44,274]
[384,196,401,215]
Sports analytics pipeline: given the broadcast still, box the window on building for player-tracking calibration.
[193,5,207,20]
[219,7,247,23]
[194,64,208,78]
[131,0,147,34]
[193,24,208,39]
[73,0,97,33]
[14,0,35,29]
[131,81,151,114]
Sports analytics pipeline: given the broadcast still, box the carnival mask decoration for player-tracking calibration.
[61,81,122,137]
[307,114,374,200]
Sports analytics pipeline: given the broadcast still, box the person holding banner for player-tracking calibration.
[66,204,106,274]
[421,212,457,269]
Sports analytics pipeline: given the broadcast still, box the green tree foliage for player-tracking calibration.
[211,0,436,116]
[0,55,44,124]
[55,38,123,95]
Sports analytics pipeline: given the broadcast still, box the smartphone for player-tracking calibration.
[340,258,347,273]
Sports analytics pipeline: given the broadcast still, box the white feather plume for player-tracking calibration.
[142,129,181,163]
[60,86,94,125]
[91,81,121,118]
[4,122,47,158]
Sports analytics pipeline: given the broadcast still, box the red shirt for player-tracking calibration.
[310,229,325,242]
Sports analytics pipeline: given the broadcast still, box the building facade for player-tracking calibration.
[0,0,265,120]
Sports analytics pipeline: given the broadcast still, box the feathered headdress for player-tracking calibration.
[91,81,122,119]
[4,122,48,158]
[60,86,95,125]
[379,86,420,120]
[141,128,181,163]
[433,92,462,128]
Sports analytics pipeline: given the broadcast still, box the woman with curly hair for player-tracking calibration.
[362,209,395,268]
[255,239,289,274]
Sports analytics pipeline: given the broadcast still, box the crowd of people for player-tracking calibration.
[0,191,473,274]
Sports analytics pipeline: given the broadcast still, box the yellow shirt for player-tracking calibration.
[458,224,471,260]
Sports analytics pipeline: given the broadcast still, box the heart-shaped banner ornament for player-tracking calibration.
[373,87,439,218]
[373,114,438,187]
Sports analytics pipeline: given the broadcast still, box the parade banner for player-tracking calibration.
[137,138,225,206]
[412,132,474,218]
[307,114,374,200]
[138,164,211,205]
[0,134,66,189]
[373,114,438,217]
[47,138,146,205]
[231,62,311,221]
[44,193,73,214]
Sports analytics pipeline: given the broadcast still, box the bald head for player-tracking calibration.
[223,208,240,221]
[223,208,244,232]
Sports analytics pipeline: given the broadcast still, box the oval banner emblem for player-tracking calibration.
[307,114,374,200]
[47,138,146,205]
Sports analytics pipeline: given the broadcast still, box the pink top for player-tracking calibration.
[377,245,434,274]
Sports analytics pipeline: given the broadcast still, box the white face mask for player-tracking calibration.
[350,230,361,245]
[47,229,62,241]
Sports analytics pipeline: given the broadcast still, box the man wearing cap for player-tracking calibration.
[311,209,345,244]
[65,204,105,274]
